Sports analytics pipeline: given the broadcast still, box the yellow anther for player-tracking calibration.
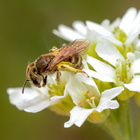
[86,99,90,103]
[90,97,95,102]
[127,68,130,72]
[116,63,119,68]
[78,101,84,106]
[116,59,121,62]
[117,74,120,78]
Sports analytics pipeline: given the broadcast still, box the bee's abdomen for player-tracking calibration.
[35,55,54,73]
[66,55,83,69]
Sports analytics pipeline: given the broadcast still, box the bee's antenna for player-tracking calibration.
[27,61,30,66]
[22,79,29,94]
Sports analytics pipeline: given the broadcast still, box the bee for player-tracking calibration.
[22,39,90,93]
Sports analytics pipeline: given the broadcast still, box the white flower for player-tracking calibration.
[53,7,140,51]
[86,42,140,93]
[7,72,68,113]
[53,20,122,46]
[64,70,124,128]
[135,39,140,59]
[53,7,140,100]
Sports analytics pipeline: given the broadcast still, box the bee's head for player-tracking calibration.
[22,62,47,93]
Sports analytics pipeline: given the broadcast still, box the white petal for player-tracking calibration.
[124,76,140,92]
[86,55,116,78]
[64,106,94,128]
[96,100,119,113]
[50,83,68,104]
[86,20,113,37]
[24,97,50,113]
[101,19,111,30]
[75,73,99,91]
[101,18,121,32]
[72,21,87,35]
[126,52,136,62]
[136,40,140,50]
[109,18,121,31]
[96,87,124,112]
[135,51,140,59]
[53,25,85,41]
[101,87,124,100]
[119,8,137,34]
[52,29,70,41]
[104,36,122,46]
[86,29,102,42]
[126,31,140,46]
[95,43,124,66]
[7,88,50,113]
[84,69,115,83]
[67,74,87,105]
[76,60,99,92]
[86,20,122,46]
[82,59,89,70]
[131,59,140,73]
[127,10,140,36]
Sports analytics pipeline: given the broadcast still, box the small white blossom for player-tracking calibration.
[86,42,140,93]
[53,7,140,51]
[135,40,140,59]
[64,70,124,128]
[7,72,68,113]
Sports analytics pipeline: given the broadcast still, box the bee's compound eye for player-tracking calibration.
[32,78,41,87]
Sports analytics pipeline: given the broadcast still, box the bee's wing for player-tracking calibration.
[47,39,90,70]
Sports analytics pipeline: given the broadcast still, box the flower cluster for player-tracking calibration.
[53,7,140,100]
[7,7,140,129]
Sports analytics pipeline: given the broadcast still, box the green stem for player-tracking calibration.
[120,100,129,139]
[136,109,140,140]
[99,100,134,140]
[119,100,134,140]
[100,116,123,140]
[127,101,134,140]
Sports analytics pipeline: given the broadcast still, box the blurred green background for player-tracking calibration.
[1,0,140,140]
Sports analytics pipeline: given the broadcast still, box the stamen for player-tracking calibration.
[90,96,95,101]
[86,99,90,103]
[116,74,120,78]
[81,90,97,108]
[48,83,65,97]
[86,99,94,108]
[86,98,96,108]
[87,90,96,98]
[115,58,133,86]
[125,59,130,64]
[116,63,119,68]
[123,78,127,83]
[116,59,121,63]
[82,91,89,98]
[78,101,84,106]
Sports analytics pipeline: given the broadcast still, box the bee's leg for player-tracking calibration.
[56,70,65,87]
[57,62,89,77]
[49,46,58,52]
[42,76,47,87]
[56,70,61,82]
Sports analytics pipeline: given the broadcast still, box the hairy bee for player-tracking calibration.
[22,39,90,93]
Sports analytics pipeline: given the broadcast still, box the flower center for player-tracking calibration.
[78,90,98,109]
[114,27,127,43]
[48,82,65,97]
[114,27,135,57]
[115,59,133,86]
